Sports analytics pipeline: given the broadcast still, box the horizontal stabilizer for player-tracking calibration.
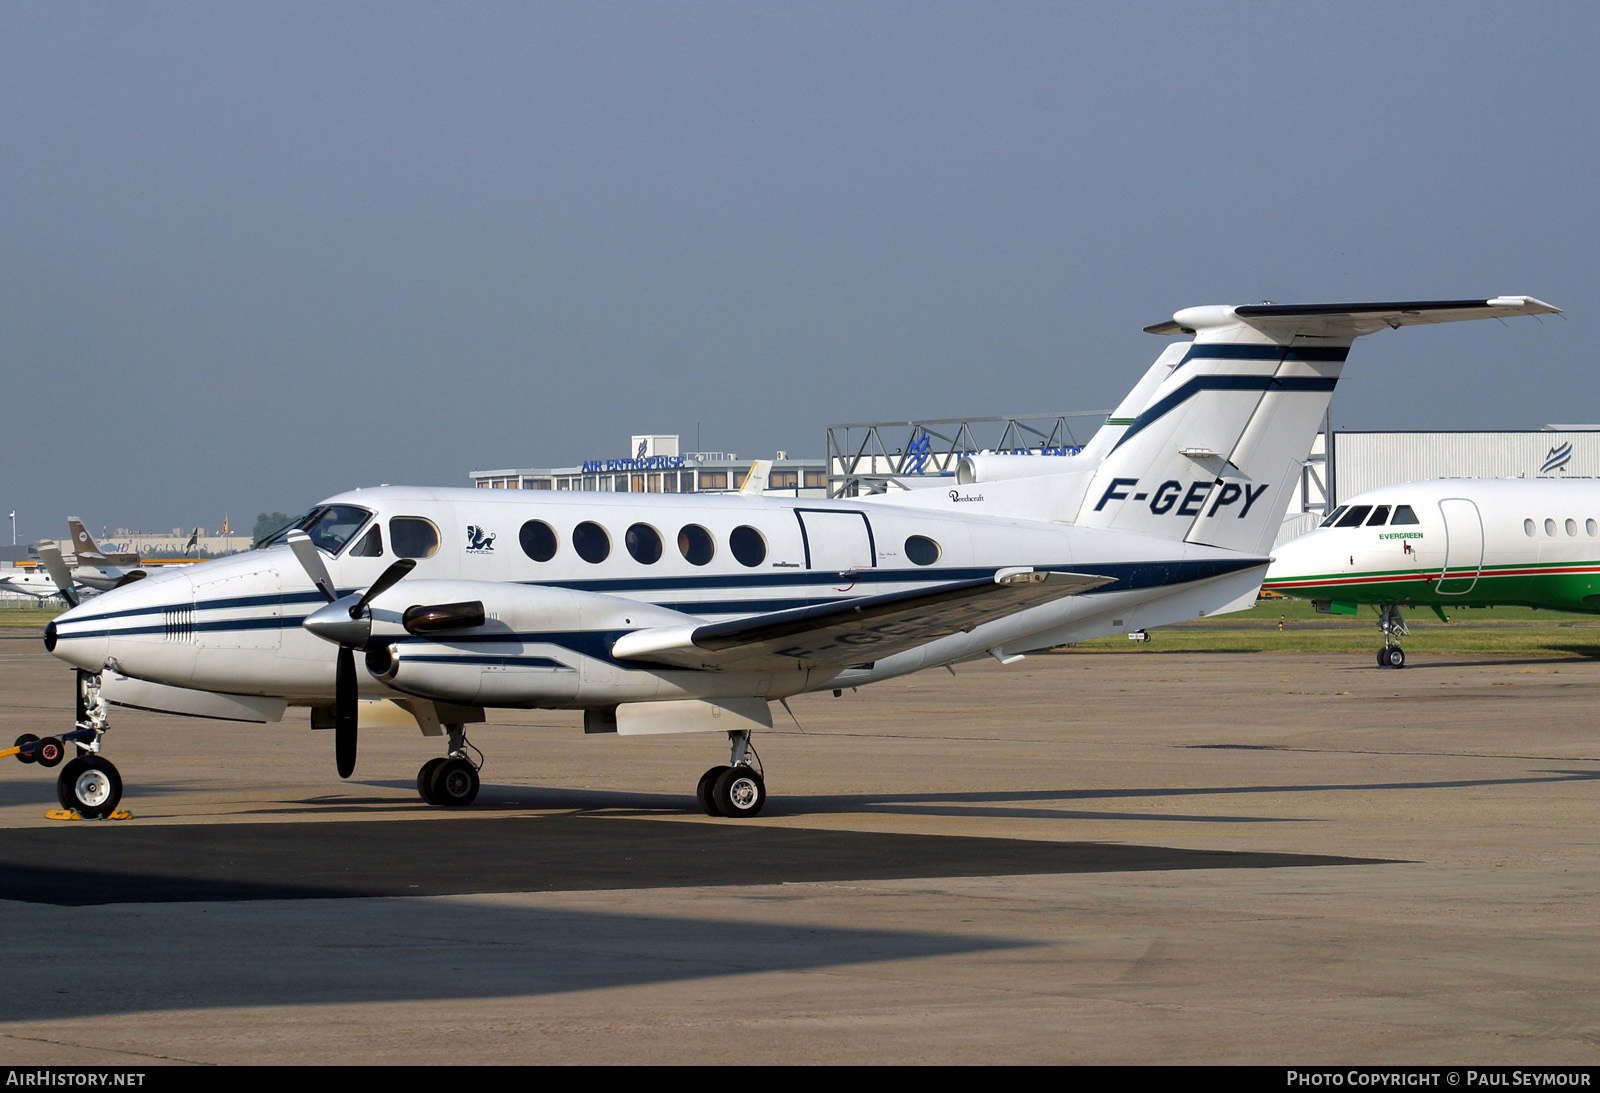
[612,569,1114,671]
[1145,296,1559,338]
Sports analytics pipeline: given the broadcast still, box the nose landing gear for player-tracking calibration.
[7,672,126,819]
[1376,605,1409,669]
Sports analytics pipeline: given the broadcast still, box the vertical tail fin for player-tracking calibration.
[738,460,773,495]
[1074,298,1559,554]
[67,517,105,563]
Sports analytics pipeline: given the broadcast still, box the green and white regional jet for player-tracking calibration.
[1263,478,1600,667]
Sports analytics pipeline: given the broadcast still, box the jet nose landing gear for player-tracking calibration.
[1376,605,1409,669]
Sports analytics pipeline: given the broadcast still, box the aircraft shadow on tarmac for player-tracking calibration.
[0,815,1389,910]
[0,894,1044,1022]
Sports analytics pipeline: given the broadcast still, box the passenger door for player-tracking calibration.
[1437,498,1483,595]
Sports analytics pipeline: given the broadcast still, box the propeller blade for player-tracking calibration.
[335,645,357,779]
[350,558,416,618]
[34,541,79,608]
[286,530,338,604]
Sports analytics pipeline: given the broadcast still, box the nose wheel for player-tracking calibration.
[1376,605,1409,668]
[57,756,123,819]
[8,672,125,818]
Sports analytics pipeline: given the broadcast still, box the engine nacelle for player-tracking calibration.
[956,452,1089,485]
[360,579,691,707]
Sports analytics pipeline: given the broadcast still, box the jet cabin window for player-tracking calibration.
[390,517,441,559]
[519,520,558,562]
[730,526,767,567]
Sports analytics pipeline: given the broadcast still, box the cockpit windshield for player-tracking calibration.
[258,505,374,554]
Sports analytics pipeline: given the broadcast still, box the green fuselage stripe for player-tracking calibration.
[1262,560,1600,612]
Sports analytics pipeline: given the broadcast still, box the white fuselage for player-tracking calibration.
[48,485,1265,710]
[0,568,76,601]
[1265,478,1600,609]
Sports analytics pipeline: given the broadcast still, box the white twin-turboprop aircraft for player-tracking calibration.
[28,296,1557,818]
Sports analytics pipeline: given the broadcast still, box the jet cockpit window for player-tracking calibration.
[1391,506,1420,525]
[1319,506,1348,529]
[265,505,373,554]
[390,517,441,559]
[347,525,384,557]
[1366,506,1390,526]
[1334,505,1372,528]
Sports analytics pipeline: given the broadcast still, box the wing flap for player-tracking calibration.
[611,569,1114,671]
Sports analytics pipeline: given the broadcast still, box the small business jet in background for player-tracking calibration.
[0,566,72,602]
[26,296,1556,818]
[66,518,146,592]
[1264,477,1600,667]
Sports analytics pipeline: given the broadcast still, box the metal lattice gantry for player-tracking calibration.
[826,411,1110,498]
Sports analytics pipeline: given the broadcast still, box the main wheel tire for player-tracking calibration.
[35,737,64,768]
[14,733,39,764]
[428,757,479,807]
[713,765,766,818]
[1388,646,1406,669]
[416,757,448,803]
[1377,647,1392,668]
[57,756,122,818]
[697,765,730,816]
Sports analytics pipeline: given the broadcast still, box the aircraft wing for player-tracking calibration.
[611,568,1114,671]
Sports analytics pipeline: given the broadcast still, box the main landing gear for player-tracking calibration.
[696,729,766,818]
[1376,604,1409,669]
[7,672,124,818]
[415,724,481,806]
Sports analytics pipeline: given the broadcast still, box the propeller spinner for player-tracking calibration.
[287,530,415,779]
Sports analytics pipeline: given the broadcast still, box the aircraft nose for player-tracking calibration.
[45,598,111,671]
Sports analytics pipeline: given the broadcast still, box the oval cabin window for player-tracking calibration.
[626,523,663,565]
[519,520,558,562]
[678,524,714,566]
[573,522,611,563]
[905,535,941,566]
[730,526,766,567]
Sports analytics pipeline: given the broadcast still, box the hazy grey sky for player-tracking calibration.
[2,2,1594,538]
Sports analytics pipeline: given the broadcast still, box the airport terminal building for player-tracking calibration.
[471,435,829,498]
